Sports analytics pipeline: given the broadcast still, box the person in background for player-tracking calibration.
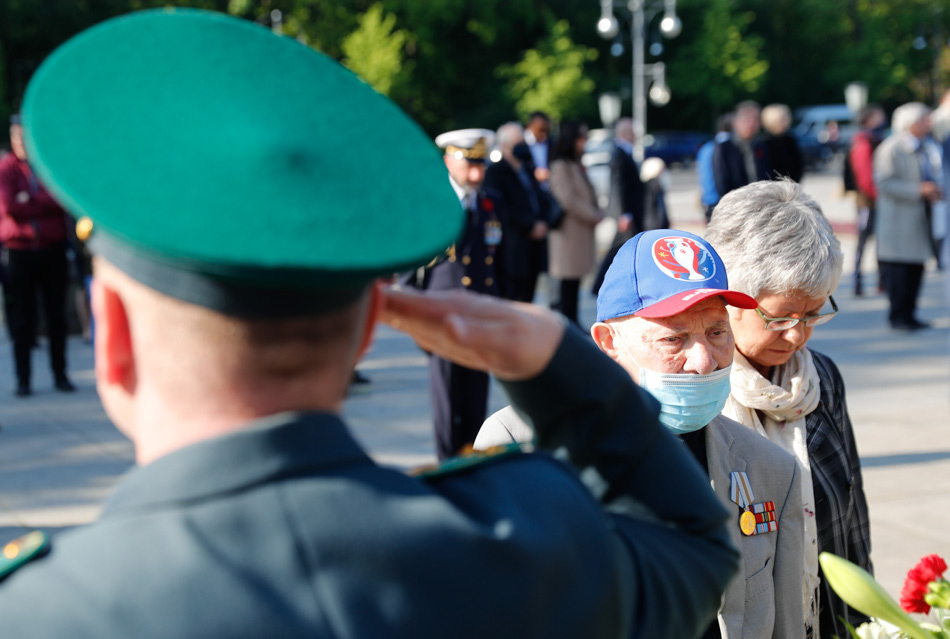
[484,122,548,303]
[423,128,503,458]
[697,113,733,222]
[762,104,804,183]
[524,110,554,188]
[712,101,770,199]
[477,229,806,639]
[639,157,671,231]
[548,121,603,324]
[931,90,950,269]
[847,105,887,296]
[873,102,940,331]
[592,117,643,295]
[706,179,873,638]
[0,114,75,396]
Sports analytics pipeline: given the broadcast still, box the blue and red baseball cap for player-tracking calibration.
[596,229,757,322]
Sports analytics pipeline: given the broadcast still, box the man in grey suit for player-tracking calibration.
[874,102,941,330]
[478,229,806,639]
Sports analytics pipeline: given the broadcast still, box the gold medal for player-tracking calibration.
[740,510,756,536]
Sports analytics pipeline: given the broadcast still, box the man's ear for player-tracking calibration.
[591,321,621,362]
[92,277,136,392]
[355,282,384,361]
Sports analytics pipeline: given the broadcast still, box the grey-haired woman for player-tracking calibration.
[706,179,871,639]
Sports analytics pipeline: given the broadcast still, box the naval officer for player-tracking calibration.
[416,128,504,459]
[0,9,738,638]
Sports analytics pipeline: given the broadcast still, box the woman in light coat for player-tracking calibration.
[548,121,603,324]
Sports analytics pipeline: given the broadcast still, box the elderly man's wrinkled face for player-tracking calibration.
[598,297,734,384]
[729,291,826,376]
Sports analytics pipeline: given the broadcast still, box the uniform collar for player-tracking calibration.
[102,412,373,515]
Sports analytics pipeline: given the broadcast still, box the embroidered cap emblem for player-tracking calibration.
[652,236,716,282]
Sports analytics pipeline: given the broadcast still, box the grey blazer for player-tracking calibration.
[475,410,806,639]
[706,415,805,639]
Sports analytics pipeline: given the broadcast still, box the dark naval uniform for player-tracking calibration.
[425,187,503,459]
[0,327,739,639]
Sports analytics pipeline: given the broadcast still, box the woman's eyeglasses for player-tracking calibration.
[755,296,838,331]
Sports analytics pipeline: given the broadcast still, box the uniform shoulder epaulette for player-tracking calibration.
[0,530,50,581]
[410,442,531,480]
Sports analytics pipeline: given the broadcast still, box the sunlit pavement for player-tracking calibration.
[1,165,947,600]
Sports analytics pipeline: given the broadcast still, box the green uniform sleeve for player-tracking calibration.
[501,324,740,639]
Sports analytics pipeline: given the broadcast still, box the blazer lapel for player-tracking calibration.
[705,416,748,638]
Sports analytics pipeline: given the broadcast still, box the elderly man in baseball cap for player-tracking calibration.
[478,229,808,639]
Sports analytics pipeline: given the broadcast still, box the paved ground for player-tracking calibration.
[1,166,947,600]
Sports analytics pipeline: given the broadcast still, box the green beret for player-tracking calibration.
[22,9,462,316]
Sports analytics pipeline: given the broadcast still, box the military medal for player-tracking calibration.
[484,219,502,246]
[730,471,778,536]
[739,510,757,536]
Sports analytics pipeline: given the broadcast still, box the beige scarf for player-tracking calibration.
[723,348,821,636]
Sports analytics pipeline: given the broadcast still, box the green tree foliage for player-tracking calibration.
[6,0,950,137]
[498,20,599,122]
[661,0,768,127]
[341,4,409,97]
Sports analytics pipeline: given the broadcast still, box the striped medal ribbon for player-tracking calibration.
[730,471,758,536]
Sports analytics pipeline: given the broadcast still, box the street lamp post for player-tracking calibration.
[598,0,681,162]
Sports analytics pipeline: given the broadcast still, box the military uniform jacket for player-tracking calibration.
[0,328,739,639]
[426,187,503,295]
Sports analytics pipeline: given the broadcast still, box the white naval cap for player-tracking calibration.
[435,128,496,162]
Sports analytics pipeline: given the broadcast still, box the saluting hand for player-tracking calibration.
[380,287,565,381]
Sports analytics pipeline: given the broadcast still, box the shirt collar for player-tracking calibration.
[449,175,469,200]
[901,132,922,151]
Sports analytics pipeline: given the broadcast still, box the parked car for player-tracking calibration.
[793,104,858,168]
[643,131,711,167]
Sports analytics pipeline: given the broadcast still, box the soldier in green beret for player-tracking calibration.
[0,9,738,638]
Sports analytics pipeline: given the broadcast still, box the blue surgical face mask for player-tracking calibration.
[613,326,732,433]
[636,365,732,433]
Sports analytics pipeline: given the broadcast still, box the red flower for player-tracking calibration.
[481,197,495,212]
[900,554,948,613]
